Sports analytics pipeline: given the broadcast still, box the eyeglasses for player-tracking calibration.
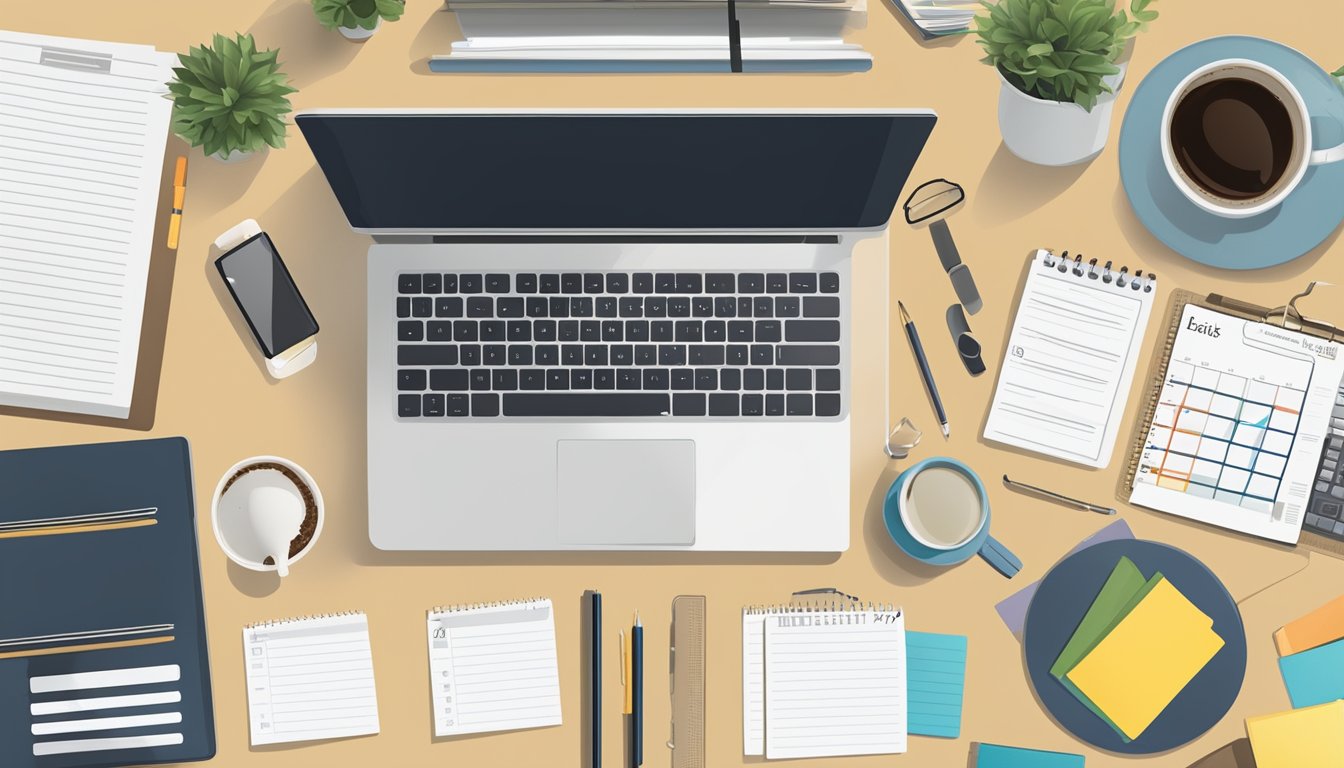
[903,178,982,315]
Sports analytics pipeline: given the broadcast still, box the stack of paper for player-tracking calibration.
[1245,700,1344,768]
[890,0,977,37]
[1051,556,1224,741]
[432,0,872,72]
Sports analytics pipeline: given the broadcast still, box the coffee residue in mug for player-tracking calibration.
[222,462,318,563]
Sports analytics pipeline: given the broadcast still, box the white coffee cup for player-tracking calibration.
[1161,58,1344,219]
[211,456,323,576]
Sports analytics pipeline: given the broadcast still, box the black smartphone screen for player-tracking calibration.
[215,233,318,359]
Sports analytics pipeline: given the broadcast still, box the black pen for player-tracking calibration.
[632,613,643,767]
[590,591,602,768]
[899,301,950,438]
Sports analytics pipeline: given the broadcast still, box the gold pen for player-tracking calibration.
[166,156,187,249]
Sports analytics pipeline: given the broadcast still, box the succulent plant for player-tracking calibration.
[312,0,406,31]
[168,33,296,158]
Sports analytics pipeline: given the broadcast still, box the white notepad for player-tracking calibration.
[427,598,562,737]
[242,613,380,746]
[983,249,1157,468]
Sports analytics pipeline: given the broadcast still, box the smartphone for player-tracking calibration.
[215,232,318,359]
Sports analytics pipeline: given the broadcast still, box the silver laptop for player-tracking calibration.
[297,109,935,551]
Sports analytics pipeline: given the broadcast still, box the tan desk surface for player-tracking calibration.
[6,1,1344,765]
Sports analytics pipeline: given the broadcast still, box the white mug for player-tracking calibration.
[211,456,324,577]
[1161,58,1344,219]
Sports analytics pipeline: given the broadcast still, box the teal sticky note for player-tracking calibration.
[974,743,1085,768]
[907,631,967,738]
[1279,637,1344,708]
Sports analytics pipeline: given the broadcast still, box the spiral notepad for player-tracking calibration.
[242,612,379,746]
[427,598,562,737]
[983,249,1157,468]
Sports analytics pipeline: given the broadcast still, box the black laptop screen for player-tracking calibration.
[296,113,935,231]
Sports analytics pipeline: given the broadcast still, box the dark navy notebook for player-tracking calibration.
[0,438,215,768]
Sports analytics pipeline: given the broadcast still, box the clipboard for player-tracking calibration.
[1121,282,1344,557]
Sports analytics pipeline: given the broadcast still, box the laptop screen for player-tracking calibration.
[296,112,935,232]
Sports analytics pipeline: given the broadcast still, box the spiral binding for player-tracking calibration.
[743,602,899,616]
[430,597,549,615]
[1040,249,1155,293]
[246,610,364,630]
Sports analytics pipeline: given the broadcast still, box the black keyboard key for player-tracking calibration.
[787,394,814,416]
[750,345,773,365]
[446,394,469,417]
[709,393,739,416]
[422,273,442,294]
[572,369,593,389]
[643,368,669,389]
[692,297,714,317]
[561,273,582,293]
[467,297,493,318]
[482,345,506,366]
[504,393,670,416]
[571,297,594,317]
[427,321,452,342]
[527,297,549,318]
[397,297,411,317]
[581,320,601,341]
[534,320,557,341]
[804,296,841,317]
[473,393,500,416]
[596,297,618,317]
[673,393,706,416]
[645,296,667,318]
[721,368,741,390]
[635,345,657,366]
[442,274,458,293]
[602,321,623,341]
[789,273,817,293]
[460,274,483,293]
[520,369,545,390]
[776,297,800,317]
[399,321,424,341]
[549,297,570,318]
[617,370,641,390]
[756,320,782,342]
[480,321,506,342]
[705,321,726,342]
[471,369,492,390]
[607,273,629,294]
[398,369,427,390]
[786,368,812,390]
[595,368,616,389]
[436,297,464,317]
[739,273,764,294]
[626,320,650,342]
[620,298,643,317]
[753,297,773,317]
[548,369,570,390]
[431,368,469,391]
[695,368,717,391]
[517,273,538,293]
[714,297,736,317]
[392,394,419,418]
[659,345,687,366]
[651,321,674,342]
[675,321,703,342]
[423,393,445,417]
[611,345,634,366]
[485,274,510,293]
[633,273,654,293]
[817,369,841,391]
[536,345,559,366]
[677,274,703,293]
[777,345,841,366]
[671,369,694,390]
[766,273,788,293]
[786,320,840,342]
[727,345,749,365]
[509,345,533,366]
[585,345,609,366]
[656,273,677,293]
[507,321,531,342]
[559,321,580,342]
[497,297,524,318]
[689,345,725,365]
[460,344,481,366]
[817,393,841,417]
[738,297,754,317]
[584,273,604,293]
[767,369,784,390]
[452,321,477,342]
[399,273,422,294]
[820,272,840,293]
[742,394,764,416]
[766,394,785,415]
[668,297,690,317]
[744,368,765,390]
[562,345,583,366]
[728,321,753,342]
[399,345,457,366]
[540,274,560,293]
[706,274,735,293]
[493,369,518,390]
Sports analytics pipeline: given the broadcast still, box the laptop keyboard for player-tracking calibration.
[394,271,843,419]
[1303,383,1344,540]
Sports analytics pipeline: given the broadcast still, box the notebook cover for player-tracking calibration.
[906,631,966,738]
[1246,700,1344,768]
[1273,595,1344,656]
[1277,637,1344,708]
[973,743,1085,768]
[0,438,214,768]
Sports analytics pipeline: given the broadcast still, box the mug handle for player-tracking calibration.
[1310,142,1344,165]
[978,535,1022,579]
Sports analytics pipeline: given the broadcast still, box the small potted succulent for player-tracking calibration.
[168,33,296,163]
[975,0,1158,166]
[312,0,406,41]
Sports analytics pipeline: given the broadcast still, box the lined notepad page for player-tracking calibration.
[763,609,907,759]
[243,613,380,746]
[427,599,562,737]
[0,30,175,418]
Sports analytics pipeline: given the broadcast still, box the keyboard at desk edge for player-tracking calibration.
[393,271,845,419]
[1304,384,1344,542]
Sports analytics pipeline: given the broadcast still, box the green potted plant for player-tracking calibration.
[975,0,1158,166]
[168,33,296,163]
[312,0,406,41]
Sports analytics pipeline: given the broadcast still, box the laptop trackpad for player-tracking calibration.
[557,440,696,546]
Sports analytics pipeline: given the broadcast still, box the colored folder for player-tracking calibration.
[1274,594,1344,656]
[1278,637,1344,708]
[973,743,1085,768]
[1245,700,1344,768]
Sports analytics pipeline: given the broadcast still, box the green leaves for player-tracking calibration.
[311,0,405,30]
[168,33,296,157]
[975,0,1158,111]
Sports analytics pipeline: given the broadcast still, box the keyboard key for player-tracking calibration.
[536,345,559,366]
[471,369,492,390]
[447,394,469,417]
[584,273,604,293]
[467,297,493,318]
[753,297,773,317]
[776,345,840,366]
[767,369,784,390]
[766,273,788,293]
[706,274,735,293]
[485,274,510,293]
[651,322,674,342]
[399,394,421,417]
[727,345,748,365]
[705,321,726,342]
[562,273,582,293]
[668,297,690,317]
[739,273,764,293]
[596,297,618,317]
[677,274,703,293]
[480,321,506,342]
[521,369,545,390]
[581,320,601,341]
[427,321,452,342]
[431,369,469,391]
[689,345,725,365]
[656,273,677,293]
[586,345,609,366]
[692,297,714,317]
[399,273,422,294]
[460,345,481,366]
[721,369,741,390]
[436,297,464,317]
[422,393,445,417]
[398,321,424,341]
[422,273,442,294]
[496,297,524,318]
[482,345,506,365]
[789,273,817,293]
[804,296,841,317]
[412,297,432,317]
[473,393,500,416]
[602,321,623,341]
[572,370,593,389]
[817,369,841,391]
[441,274,458,293]
[755,320,782,342]
[787,393,813,416]
[675,321,703,342]
[671,369,693,390]
[618,370,641,390]
[507,321,531,341]
[493,369,518,390]
[673,393,706,416]
[549,297,569,318]
[820,272,840,293]
[504,393,670,416]
[517,273,538,293]
[526,297,549,318]
[399,345,457,366]
[695,368,717,391]
[397,297,411,318]
[729,321,753,342]
[714,297,736,317]
[738,297,753,317]
[750,345,773,365]
[643,368,669,389]
[398,369,427,390]
[786,320,840,342]
[559,321,579,341]
[606,273,629,293]
[633,273,654,293]
[611,345,634,365]
[594,368,616,389]
[540,274,560,293]
[776,296,800,317]
[742,394,764,416]
[645,296,667,317]
[626,320,650,342]
[766,394,785,415]
[786,368,812,390]
[659,345,687,366]
[548,370,570,390]
[709,393,739,416]
[635,345,657,366]
[562,345,583,366]
[453,321,477,341]
[620,297,643,317]
[509,345,533,366]
[534,320,556,341]
[571,297,594,317]
[460,274,483,293]
[744,368,765,390]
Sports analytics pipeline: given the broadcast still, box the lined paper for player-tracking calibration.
[906,631,967,738]
[427,599,562,737]
[0,30,175,418]
[983,250,1155,468]
[243,613,380,746]
[742,610,767,754]
[763,610,907,759]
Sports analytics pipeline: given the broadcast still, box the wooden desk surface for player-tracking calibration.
[6,1,1343,765]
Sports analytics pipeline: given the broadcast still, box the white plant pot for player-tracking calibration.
[996,62,1128,166]
[211,148,255,163]
[339,18,380,40]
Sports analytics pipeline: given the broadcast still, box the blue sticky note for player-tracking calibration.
[1279,637,1344,708]
[907,631,967,738]
[975,743,1085,768]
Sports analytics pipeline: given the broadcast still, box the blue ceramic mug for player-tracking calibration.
[883,457,1021,578]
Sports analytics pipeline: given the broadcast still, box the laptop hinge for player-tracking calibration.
[421,234,841,245]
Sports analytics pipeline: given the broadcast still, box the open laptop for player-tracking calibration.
[297,109,935,551]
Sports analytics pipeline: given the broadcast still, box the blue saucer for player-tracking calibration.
[1119,36,1344,269]
[882,459,987,566]
[1023,539,1246,754]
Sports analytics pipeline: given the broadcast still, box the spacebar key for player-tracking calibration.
[503,393,671,416]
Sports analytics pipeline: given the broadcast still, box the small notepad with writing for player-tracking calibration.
[427,598,562,737]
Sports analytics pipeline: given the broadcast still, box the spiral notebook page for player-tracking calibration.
[427,599,561,737]
[242,613,379,746]
[983,250,1156,468]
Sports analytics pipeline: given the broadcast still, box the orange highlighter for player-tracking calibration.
[166,156,188,249]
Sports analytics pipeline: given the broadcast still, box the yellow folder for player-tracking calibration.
[1246,700,1344,768]
[1065,578,1223,740]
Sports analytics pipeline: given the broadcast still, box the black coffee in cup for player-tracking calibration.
[1170,77,1295,201]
